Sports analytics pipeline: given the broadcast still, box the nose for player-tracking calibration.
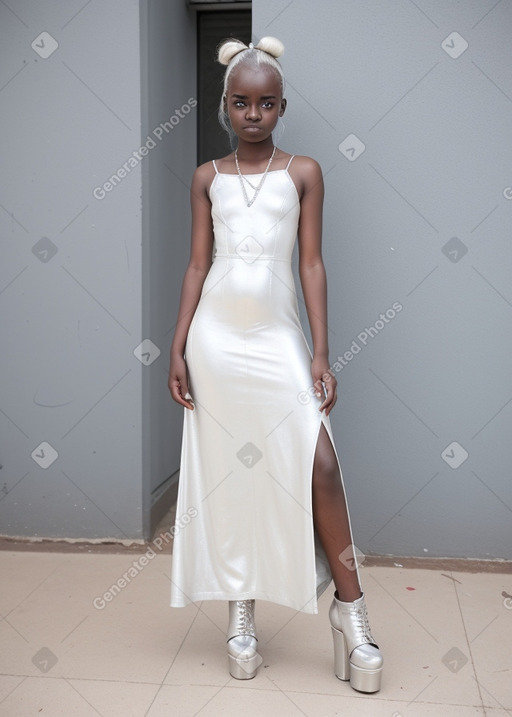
[246,104,261,121]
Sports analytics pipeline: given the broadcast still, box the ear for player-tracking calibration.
[222,94,228,113]
[279,98,287,116]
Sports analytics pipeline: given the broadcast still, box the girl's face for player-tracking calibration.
[225,64,286,144]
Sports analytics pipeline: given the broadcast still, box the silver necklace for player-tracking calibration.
[234,145,276,207]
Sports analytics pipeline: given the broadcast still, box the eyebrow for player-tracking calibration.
[231,93,277,99]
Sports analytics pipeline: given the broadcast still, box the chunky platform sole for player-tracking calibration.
[331,626,383,693]
[228,651,261,680]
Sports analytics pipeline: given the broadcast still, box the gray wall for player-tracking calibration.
[2,0,510,559]
[0,1,195,539]
[140,1,197,536]
[254,0,512,559]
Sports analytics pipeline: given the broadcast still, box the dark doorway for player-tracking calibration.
[197,9,251,165]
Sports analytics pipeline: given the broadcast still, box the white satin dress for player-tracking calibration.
[170,155,359,614]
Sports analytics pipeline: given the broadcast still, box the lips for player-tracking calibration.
[243,126,262,132]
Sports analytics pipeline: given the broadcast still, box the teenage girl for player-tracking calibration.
[168,36,383,693]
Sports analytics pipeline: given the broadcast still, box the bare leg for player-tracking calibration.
[312,422,361,603]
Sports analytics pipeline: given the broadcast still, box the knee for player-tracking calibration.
[312,451,339,494]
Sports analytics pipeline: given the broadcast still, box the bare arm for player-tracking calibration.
[295,158,337,415]
[168,163,215,409]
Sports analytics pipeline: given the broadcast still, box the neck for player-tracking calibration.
[235,137,275,162]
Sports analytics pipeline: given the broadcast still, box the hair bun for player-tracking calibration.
[255,36,284,59]
[217,39,247,66]
[217,36,285,66]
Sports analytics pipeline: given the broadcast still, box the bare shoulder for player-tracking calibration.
[289,154,323,179]
[290,154,322,172]
[191,159,217,197]
[193,159,217,183]
[287,155,324,199]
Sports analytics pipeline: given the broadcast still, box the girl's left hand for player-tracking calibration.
[311,355,337,415]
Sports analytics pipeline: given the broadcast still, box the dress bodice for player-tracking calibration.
[208,163,300,263]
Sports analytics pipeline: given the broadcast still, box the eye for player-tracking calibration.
[233,100,245,107]
[262,101,273,109]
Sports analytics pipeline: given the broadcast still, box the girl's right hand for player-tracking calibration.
[168,355,194,410]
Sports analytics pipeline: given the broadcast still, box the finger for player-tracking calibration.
[182,395,195,410]
[319,384,337,414]
[322,371,337,391]
[175,391,195,410]
[320,394,336,415]
[170,377,195,410]
[313,378,325,399]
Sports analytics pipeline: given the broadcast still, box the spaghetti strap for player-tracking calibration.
[285,154,295,170]
[212,159,219,174]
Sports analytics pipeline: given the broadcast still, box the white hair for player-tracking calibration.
[217,36,286,147]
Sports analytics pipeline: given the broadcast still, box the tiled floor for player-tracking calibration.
[0,545,511,716]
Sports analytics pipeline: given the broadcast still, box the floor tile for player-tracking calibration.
[179,684,313,716]
[146,684,230,716]
[1,549,508,717]
[451,570,512,710]
[66,679,161,716]
[0,676,103,717]
[360,566,483,707]
[0,552,194,683]
[292,691,486,716]
[0,675,26,705]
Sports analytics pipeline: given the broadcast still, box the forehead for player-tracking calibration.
[227,64,282,96]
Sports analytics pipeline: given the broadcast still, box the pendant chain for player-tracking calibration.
[234,145,276,207]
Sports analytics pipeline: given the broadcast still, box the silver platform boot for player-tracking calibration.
[329,591,383,692]
[226,599,262,679]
